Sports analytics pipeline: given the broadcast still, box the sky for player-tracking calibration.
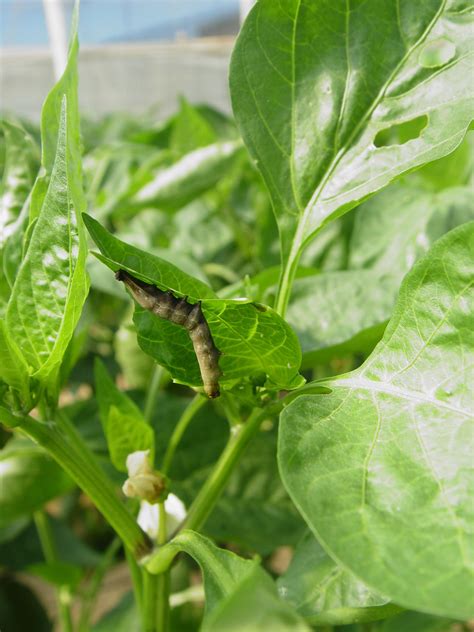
[0,0,239,47]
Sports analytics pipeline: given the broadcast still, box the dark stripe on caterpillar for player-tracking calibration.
[115,270,221,398]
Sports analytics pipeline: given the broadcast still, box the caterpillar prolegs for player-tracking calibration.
[115,270,221,398]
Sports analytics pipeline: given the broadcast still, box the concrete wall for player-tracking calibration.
[0,37,234,122]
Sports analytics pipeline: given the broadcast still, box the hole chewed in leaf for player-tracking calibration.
[419,38,456,68]
[374,115,428,148]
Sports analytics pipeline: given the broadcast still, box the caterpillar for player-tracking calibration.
[115,270,221,398]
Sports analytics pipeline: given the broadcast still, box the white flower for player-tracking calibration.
[122,449,166,503]
[137,494,187,540]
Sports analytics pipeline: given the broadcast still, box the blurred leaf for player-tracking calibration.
[114,314,154,390]
[27,561,82,589]
[277,532,401,625]
[0,576,52,632]
[170,97,217,154]
[279,223,474,618]
[287,183,474,365]
[230,0,473,265]
[92,592,140,632]
[410,129,474,191]
[94,359,153,470]
[376,611,456,632]
[286,270,395,366]
[176,428,305,554]
[0,439,74,527]
[116,141,244,216]
[152,393,228,481]
[107,406,154,472]
[0,515,101,570]
[349,183,474,272]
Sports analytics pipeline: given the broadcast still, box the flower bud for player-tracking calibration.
[122,450,167,503]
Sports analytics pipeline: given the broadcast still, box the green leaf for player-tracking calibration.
[279,222,474,619]
[83,213,215,300]
[0,121,38,249]
[94,359,154,471]
[277,532,402,625]
[146,530,309,631]
[230,0,473,262]
[85,216,303,393]
[0,439,74,528]
[4,11,88,396]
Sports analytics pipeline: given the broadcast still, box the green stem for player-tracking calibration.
[156,502,170,632]
[34,511,73,632]
[20,415,151,558]
[78,538,121,632]
[161,394,207,476]
[125,547,144,614]
[181,408,264,532]
[142,570,159,632]
[144,365,164,424]
[274,244,302,317]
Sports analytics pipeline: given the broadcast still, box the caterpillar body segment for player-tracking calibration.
[115,270,221,398]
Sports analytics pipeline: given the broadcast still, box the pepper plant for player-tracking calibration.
[0,1,473,631]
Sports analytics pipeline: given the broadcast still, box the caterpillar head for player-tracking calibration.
[115,269,158,311]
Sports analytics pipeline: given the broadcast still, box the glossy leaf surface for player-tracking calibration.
[279,223,474,618]
[231,0,473,260]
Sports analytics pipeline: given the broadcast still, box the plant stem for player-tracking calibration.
[141,504,169,632]
[142,569,159,632]
[156,502,170,631]
[78,537,121,632]
[144,365,164,424]
[180,408,264,532]
[161,394,207,475]
[274,244,302,317]
[34,511,74,632]
[21,415,151,558]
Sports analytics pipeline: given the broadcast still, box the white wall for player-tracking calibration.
[0,37,234,121]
